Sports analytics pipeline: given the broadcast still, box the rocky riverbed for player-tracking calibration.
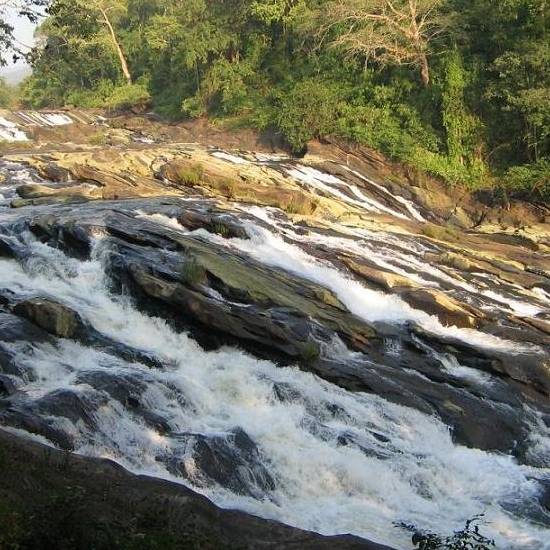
[0,110,549,548]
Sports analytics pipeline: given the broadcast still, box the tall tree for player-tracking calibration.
[91,0,131,83]
[48,0,132,83]
[312,0,446,86]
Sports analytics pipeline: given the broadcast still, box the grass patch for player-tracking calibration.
[284,199,316,216]
[222,180,237,199]
[88,132,107,145]
[174,163,204,187]
[180,259,208,286]
[300,339,321,362]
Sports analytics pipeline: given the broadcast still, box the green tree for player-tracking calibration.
[441,48,483,167]
[48,0,133,84]
[0,74,15,105]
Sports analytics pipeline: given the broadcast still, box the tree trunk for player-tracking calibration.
[420,53,430,87]
[98,6,132,85]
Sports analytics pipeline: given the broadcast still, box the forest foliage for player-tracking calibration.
[3,0,550,201]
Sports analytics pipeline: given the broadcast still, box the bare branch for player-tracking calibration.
[315,0,446,86]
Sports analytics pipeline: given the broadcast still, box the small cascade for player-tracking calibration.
[0,115,29,142]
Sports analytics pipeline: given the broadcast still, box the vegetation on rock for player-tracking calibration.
[397,515,496,550]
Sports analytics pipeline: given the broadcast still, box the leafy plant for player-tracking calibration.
[275,79,341,152]
[396,514,496,550]
[503,158,550,203]
[104,84,151,112]
[300,339,321,362]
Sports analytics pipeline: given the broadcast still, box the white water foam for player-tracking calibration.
[0,116,29,142]
[345,167,426,222]
[211,151,250,164]
[182,220,539,354]
[0,241,548,549]
[132,208,544,352]
[286,166,411,221]
[240,205,549,320]
[40,113,73,126]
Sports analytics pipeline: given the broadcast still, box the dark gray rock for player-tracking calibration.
[0,427,392,549]
[14,297,85,339]
[165,427,276,499]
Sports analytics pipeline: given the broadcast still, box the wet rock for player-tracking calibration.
[28,214,97,259]
[401,289,485,329]
[412,324,550,396]
[35,388,106,430]
[11,293,163,368]
[0,235,17,257]
[37,162,71,182]
[0,428,392,550]
[76,370,171,433]
[0,406,76,450]
[0,374,16,396]
[70,164,162,199]
[16,183,60,199]
[13,298,85,339]
[99,219,378,360]
[178,207,249,239]
[76,371,148,406]
[10,194,90,208]
[0,311,54,346]
[0,342,36,381]
[340,255,419,290]
[172,428,275,499]
[539,480,550,512]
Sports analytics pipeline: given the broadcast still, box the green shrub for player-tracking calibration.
[88,132,107,145]
[396,514,495,550]
[275,79,341,152]
[66,79,116,108]
[285,202,301,215]
[104,83,151,112]
[174,163,204,186]
[0,76,16,108]
[300,339,321,362]
[503,158,550,202]
[412,149,487,190]
[19,76,66,108]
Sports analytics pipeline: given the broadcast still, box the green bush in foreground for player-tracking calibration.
[396,515,496,550]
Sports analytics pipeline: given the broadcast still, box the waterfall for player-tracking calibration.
[1,159,549,549]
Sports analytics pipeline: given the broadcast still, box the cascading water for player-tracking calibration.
[1,159,549,549]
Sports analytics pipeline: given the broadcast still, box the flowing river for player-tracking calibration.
[0,157,549,549]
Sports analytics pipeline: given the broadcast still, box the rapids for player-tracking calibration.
[0,158,549,549]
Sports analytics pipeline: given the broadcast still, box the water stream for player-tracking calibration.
[1,159,549,549]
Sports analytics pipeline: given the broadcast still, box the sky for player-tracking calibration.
[1,6,40,72]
